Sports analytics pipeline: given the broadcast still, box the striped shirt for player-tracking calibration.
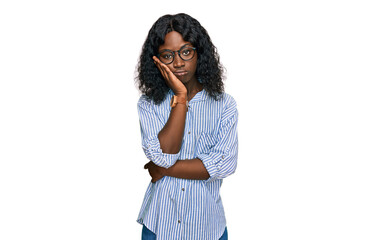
[137,89,238,240]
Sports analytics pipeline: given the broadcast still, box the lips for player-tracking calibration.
[173,71,188,77]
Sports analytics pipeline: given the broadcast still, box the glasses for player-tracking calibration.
[158,46,196,65]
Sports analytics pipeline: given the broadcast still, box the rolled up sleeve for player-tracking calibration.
[197,99,238,182]
[138,96,179,168]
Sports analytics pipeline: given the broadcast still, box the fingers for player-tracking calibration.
[153,55,160,62]
[144,162,150,169]
[144,161,163,183]
[153,56,171,80]
[154,61,167,79]
[151,176,161,183]
[153,58,163,73]
[153,56,163,71]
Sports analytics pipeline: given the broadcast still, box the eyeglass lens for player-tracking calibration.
[159,47,195,64]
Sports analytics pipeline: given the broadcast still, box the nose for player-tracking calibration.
[173,53,185,68]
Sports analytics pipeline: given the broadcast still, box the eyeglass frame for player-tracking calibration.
[157,45,197,65]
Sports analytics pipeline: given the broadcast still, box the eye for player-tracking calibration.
[181,49,191,56]
[161,53,173,59]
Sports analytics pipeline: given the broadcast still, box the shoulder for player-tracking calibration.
[220,92,237,109]
[137,95,153,112]
[137,92,172,113]
[220,93,238,121]
[204,91,237,111]
[206,92,238,124]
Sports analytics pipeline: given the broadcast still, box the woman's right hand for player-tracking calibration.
[153,56,187,96]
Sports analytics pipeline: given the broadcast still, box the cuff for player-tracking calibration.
[143,137,180,168]
[198,152,225,182]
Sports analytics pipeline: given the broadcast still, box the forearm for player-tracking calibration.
[158,95,187,154]
[165,158,210,180]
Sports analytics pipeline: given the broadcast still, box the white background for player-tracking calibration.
[1,0,370,239]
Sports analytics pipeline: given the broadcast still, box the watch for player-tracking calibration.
[170,95,188,109]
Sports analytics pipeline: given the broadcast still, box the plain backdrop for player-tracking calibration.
[1,0,370,239]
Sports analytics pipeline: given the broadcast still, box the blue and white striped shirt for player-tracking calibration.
[137,89,238,240]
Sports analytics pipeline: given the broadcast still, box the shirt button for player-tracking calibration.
[182,188,185,191]
[188,131,191,134]
[178,220,181,223]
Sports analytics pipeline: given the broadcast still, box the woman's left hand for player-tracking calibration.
[144,161,167,183]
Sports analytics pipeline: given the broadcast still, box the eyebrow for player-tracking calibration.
[159,43,191,52]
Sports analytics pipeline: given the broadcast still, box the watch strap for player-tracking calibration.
[171,95,188,108]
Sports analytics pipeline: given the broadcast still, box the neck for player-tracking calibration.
[184,78,203,101]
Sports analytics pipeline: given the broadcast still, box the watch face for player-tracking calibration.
[170,96,176,107]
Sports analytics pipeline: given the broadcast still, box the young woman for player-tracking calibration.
[135,13,238,240]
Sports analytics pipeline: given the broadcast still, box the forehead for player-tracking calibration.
[159,31,192,51]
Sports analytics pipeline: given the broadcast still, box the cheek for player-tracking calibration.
[189,58,198,72]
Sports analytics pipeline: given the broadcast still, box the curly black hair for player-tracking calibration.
[135,13,225,104]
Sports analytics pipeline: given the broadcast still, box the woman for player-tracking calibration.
[135,13,238,240]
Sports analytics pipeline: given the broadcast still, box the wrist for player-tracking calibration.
[170,95,188,109]
[164,162,175,177]
[175,92,187,99]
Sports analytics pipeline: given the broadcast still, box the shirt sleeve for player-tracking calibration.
[196,97,238,182]
[138,96,180,169]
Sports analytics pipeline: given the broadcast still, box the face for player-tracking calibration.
[158,31,197,84]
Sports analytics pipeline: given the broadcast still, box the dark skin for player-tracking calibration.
[144,31,210,183]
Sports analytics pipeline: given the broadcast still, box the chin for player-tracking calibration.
[181,75,197,84]
[179,76,191,84]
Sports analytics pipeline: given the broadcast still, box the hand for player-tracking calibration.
[144,161,167,183]
[153,56,187,96]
